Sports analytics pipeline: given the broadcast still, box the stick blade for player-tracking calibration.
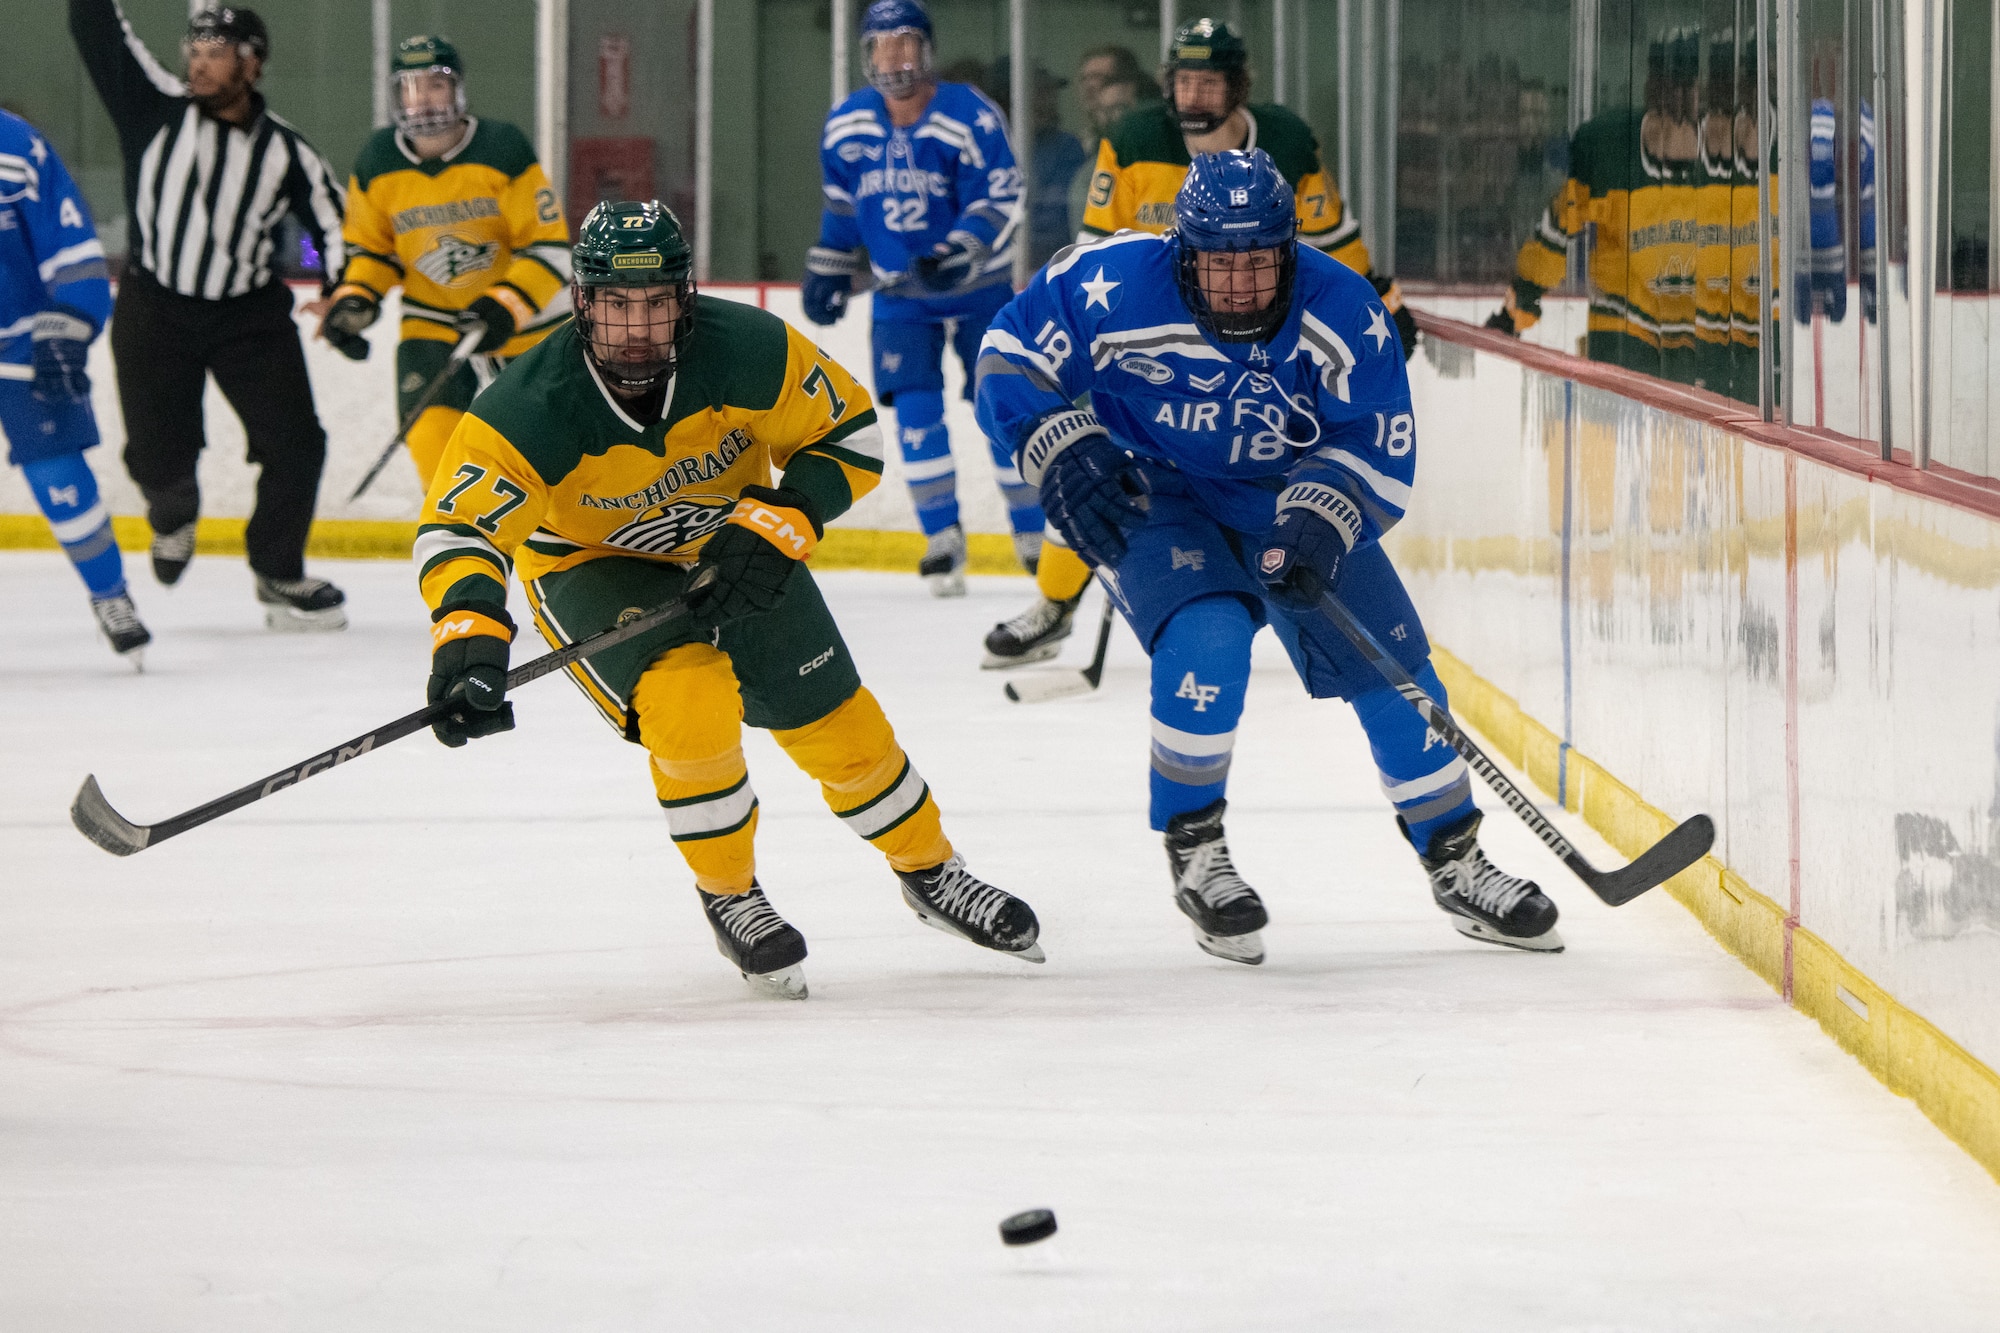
[1577,813,1715,906]
[71,775,151,857]
[1004,671,1097,704]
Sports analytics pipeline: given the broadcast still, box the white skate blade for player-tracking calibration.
[122,647,145,673]
[1193,925,1265,966]
[264,605,349,633]
[982,640,1064,670]
[925,570,967,598]
[741,963,809,1000]
[1004,671,1095,703]
[904,893,1046,963]
[1449,916,1566,953]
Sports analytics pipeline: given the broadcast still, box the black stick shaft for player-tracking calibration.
[1080,592,1116,688]
[347,335,478,502]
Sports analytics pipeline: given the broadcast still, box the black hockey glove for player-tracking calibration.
[455,293,517,353]
[1017,408,1150,569]
[1369,274,1419,362]
[30,305,96,404]
[1256,482,1362,610]
[911,232,989,294]
[690,485,821,624]
[427,606,517,748]
[1483,308,1518,334]
[321,289,380,362]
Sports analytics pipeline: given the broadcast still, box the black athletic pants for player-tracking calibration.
[111,268,327,580]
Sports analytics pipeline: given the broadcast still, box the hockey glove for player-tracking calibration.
[427,607,517,748]
[1018,408,1150,569]
[1369,274,1419,362]
[1485,287,1539,338]
[691,485,821,623]
[30,305,96,404]
[455,293,518,353]
[1257,482,1363,610]
[803,246,865,326]
[911,232,989,294]
[320,289,380,362]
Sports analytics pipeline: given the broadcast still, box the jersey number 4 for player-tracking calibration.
[437,462,528,534]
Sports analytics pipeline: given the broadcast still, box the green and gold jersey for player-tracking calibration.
[334,118,571,357]
[1079,101,1371,276]
[416,297,883,628]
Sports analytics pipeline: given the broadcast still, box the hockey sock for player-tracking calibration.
[635,643,760,892]
[1148,595,1255,831]
[1352,661,1477,850]
[22,454,125,598]
[987,432,1045,536]
[404,404,465,493]
[1035,535,1093,602]
[772,686,953,873]
[893,389,960,535]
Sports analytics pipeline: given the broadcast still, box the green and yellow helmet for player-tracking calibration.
[393,35,466,138]
[572,200,697,394]
[1165,18,1251,135]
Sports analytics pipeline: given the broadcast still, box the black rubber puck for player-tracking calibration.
[999,1208,1058,1246]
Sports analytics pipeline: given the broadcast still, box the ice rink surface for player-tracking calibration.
[6,553,2000,1331]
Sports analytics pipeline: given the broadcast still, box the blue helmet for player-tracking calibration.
[861,0,934,99]
[1173,149,1299,344]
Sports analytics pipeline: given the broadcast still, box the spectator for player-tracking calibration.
[1076,44,1161,144]
[987,56,1086,269]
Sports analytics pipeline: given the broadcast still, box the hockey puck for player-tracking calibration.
[999,1208,1058,1246]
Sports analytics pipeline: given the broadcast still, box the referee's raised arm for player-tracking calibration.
[68,2,354,631]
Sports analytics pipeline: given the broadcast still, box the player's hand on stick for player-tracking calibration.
[454,294,517,353]
[803,247,865,326]
[690,486,821,623]
[1257,483,1358,610]
[318,288,380,362]
[29,306,95,403]
[427,607,517,747]
[1018,408,1149,568]
[911,232,989,294]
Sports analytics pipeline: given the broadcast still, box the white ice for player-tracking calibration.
[5,553,2000,1331]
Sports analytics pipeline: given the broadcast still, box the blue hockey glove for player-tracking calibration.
[1257,482,1363,610]
[30,305,96,404]
[427,607,517,748]
[803,246,864,326]
[911,232,989,294]
[1017,408,1150,568]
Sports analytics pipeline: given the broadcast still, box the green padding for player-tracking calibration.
[529,555,862,740]
[396,337,482,418]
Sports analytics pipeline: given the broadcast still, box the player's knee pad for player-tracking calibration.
[633,643,747,772]
[1353,662,1475,844]
[404,406,464,493]
[21,453,125,596]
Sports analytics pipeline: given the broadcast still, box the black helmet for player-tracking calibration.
[186,8,270,62]
[1165,18,1250,136]
[572,201,697,394]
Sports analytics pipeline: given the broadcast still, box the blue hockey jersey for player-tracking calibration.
[0,111,111,371]
[817,82,1020,301]
[974,230,1415,540]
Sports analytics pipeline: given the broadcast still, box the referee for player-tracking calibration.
[70,1,350,630]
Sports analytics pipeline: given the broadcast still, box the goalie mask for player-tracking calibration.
[392,35,468,140]
[1164,18,1250,137]
[1172,150,1299,345]
[861,0,935,100]
[572,200,697,395]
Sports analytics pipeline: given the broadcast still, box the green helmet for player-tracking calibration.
[572,200,697,394]
[1165,19,1250,136]
[393,35,466,138]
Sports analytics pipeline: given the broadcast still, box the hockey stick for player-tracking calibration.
[1005,594,1116,704]
[1314,585,1713,906]
[71,567,720,857]
[346,333,480,502]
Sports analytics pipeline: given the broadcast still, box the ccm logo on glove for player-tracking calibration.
[431,610,513,648]
[727,498,819,559]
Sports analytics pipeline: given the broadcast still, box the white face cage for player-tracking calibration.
[394,69,467,139]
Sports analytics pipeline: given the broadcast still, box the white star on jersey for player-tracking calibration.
[1080,267,1121,310]
[1364,306,1393,352]
[975,109,1001,133]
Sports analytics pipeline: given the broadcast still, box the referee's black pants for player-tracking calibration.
[111,268,327,581]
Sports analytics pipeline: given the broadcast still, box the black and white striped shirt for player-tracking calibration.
[70,0,344,300]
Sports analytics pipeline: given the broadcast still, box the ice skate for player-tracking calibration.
[982,592,1080,669]
[89,591,151,669]
[1165,798,1268,965]
[1410,810,1564,952]
[699,885,810,999]
[255,574,349,632]
[919,524,967,597]
[150,521,196,587]
[1012,530,1042,576]
[897,854,1045,962]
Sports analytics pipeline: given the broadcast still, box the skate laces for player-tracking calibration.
[711,891,791,947]
[1180,840,1257,908]
[152,524,196,560]
[92,594,142,633]
[1001,597,1066,638]
[918,855,1009,932]
[1439,850,1534,916]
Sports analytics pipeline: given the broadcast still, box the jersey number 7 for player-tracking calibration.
[802,363,847,420]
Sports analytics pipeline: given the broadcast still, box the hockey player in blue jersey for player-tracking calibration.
[803,0,1037,595]
[976,150,1562,961]
[0,110,150,666]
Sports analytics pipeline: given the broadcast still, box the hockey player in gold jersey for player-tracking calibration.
[416,201,1044,999]
[984,17,1414,670]
[317,36,572,488]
